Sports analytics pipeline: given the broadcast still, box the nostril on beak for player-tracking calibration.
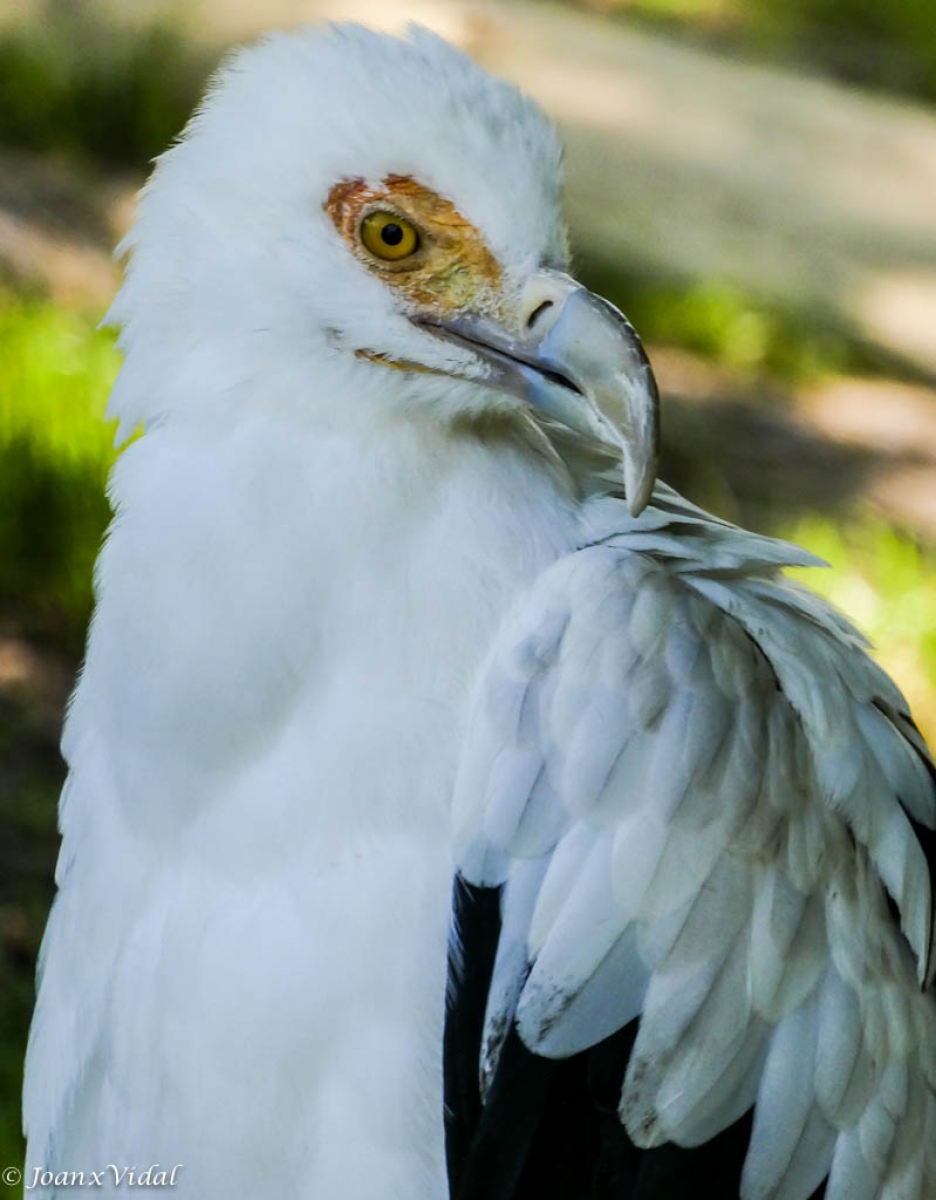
[526,300,554,330]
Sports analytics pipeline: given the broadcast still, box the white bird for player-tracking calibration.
[23,23,936,1200]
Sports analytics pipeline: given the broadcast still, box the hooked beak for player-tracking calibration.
[418,271,659,516]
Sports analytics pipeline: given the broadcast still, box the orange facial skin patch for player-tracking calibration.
[354,349,437,374]
[325,175,504,318]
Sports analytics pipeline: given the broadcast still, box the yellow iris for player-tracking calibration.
[360,210,419,262]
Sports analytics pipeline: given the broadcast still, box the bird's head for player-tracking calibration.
[108,23,658,513]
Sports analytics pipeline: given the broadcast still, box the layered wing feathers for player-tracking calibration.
[452,493,936,1200]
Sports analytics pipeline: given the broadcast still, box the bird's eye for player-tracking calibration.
[360,210,420,262]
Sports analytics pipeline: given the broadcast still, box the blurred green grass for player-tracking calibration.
[0,1,217,171]
[0,300,119,654]
[574,0,936,105]
[785,519,936,741]
[579,264,866,384]
[0,973,33,1169]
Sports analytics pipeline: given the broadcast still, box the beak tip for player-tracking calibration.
[627,496,648,518]
[623,454,657,518]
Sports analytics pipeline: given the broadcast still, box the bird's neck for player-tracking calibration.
[69,411,582,863]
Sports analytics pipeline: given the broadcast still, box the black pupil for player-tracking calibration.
[381,222,404,247]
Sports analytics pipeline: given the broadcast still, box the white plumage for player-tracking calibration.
[23,22,936,1200]
[454,493,936,1197]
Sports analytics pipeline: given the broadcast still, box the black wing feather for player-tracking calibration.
[444,878,827,1199]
